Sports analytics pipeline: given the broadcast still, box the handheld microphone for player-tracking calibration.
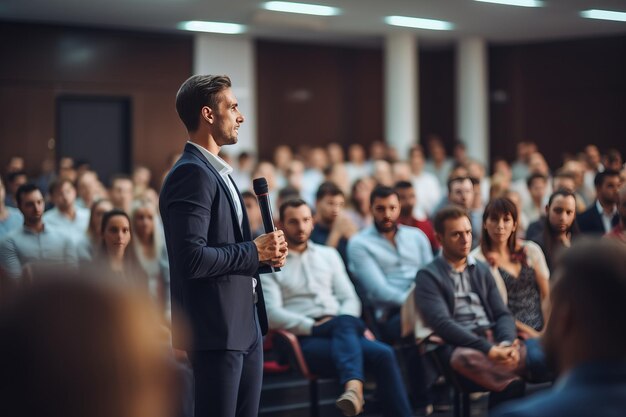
[253,177,280,272]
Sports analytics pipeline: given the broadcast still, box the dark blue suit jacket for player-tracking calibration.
[491,361,626,417]
[577,201,618,235]
[160,143,268,351]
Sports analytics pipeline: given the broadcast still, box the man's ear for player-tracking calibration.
[435,232,443,245]
[201,106,214,124]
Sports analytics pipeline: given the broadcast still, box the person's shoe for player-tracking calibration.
[335,388,364,416]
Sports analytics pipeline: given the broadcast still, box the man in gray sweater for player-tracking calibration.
[414,206,523,408]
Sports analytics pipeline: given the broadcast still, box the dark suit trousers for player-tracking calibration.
[189,319,263,417]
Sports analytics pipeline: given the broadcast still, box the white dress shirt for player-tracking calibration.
[187,141,243,228]
[264,241,361,335]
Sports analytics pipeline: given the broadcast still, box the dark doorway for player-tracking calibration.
[56,96,131,184]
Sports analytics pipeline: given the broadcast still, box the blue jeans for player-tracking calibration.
[299,315,414,417]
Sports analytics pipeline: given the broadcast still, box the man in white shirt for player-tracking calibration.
[265,199,414,417]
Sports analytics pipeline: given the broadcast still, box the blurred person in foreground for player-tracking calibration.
[160,75,287,417]
[491,238,626,417]
[0,274,179,417]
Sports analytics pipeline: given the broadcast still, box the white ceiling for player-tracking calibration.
[2,0,626,47]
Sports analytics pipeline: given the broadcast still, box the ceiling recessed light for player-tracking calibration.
[178,21,246,34]
[474,0,543,7]
[262,1,340,16]
[384,15,454,31]
[580,9,626,22]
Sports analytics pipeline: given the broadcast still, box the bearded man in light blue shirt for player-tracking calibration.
[347,185,433,341]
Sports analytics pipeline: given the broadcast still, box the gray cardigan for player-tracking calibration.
[414,256,516,354]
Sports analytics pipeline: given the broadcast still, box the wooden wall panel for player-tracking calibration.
[489,35,626,168]
[256,40,384,161]
[0,22,192,187]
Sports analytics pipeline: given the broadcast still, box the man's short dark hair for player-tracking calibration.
[393,180,413,191]
[446,176,472,194]
[48,177,75,196]
[369,185,398,206]
[16,183,42,207]
[279,198,308,221]
[594,169,621,188]
[433,205,469,235]
[316,181,344,202]
[552,239,626,358]
[175,75,232,132]
[526,172,548,189]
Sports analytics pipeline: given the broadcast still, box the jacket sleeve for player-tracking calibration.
[414,268,493,354]
[161,164,259,280]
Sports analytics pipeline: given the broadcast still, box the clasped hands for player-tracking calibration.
[487,339,521,370]
[254,230,288,268]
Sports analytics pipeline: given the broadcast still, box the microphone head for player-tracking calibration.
[252,177,269,195]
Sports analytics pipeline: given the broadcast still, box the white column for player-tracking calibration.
[384,33,418,161]
[194,34,257,155]
[456,37,489,165]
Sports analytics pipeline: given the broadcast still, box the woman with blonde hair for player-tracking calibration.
[131,199,170,317]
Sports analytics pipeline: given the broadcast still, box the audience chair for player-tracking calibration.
[270,329,323,417]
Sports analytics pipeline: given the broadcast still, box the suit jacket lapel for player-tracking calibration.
[184,144,245,242]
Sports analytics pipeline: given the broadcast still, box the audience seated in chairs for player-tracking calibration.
[414,206,525,410]
[264,199,414,417]
[471,197,550,340]
[526,189,579,270]
[0,183,78,280]
[491,238,626,417]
